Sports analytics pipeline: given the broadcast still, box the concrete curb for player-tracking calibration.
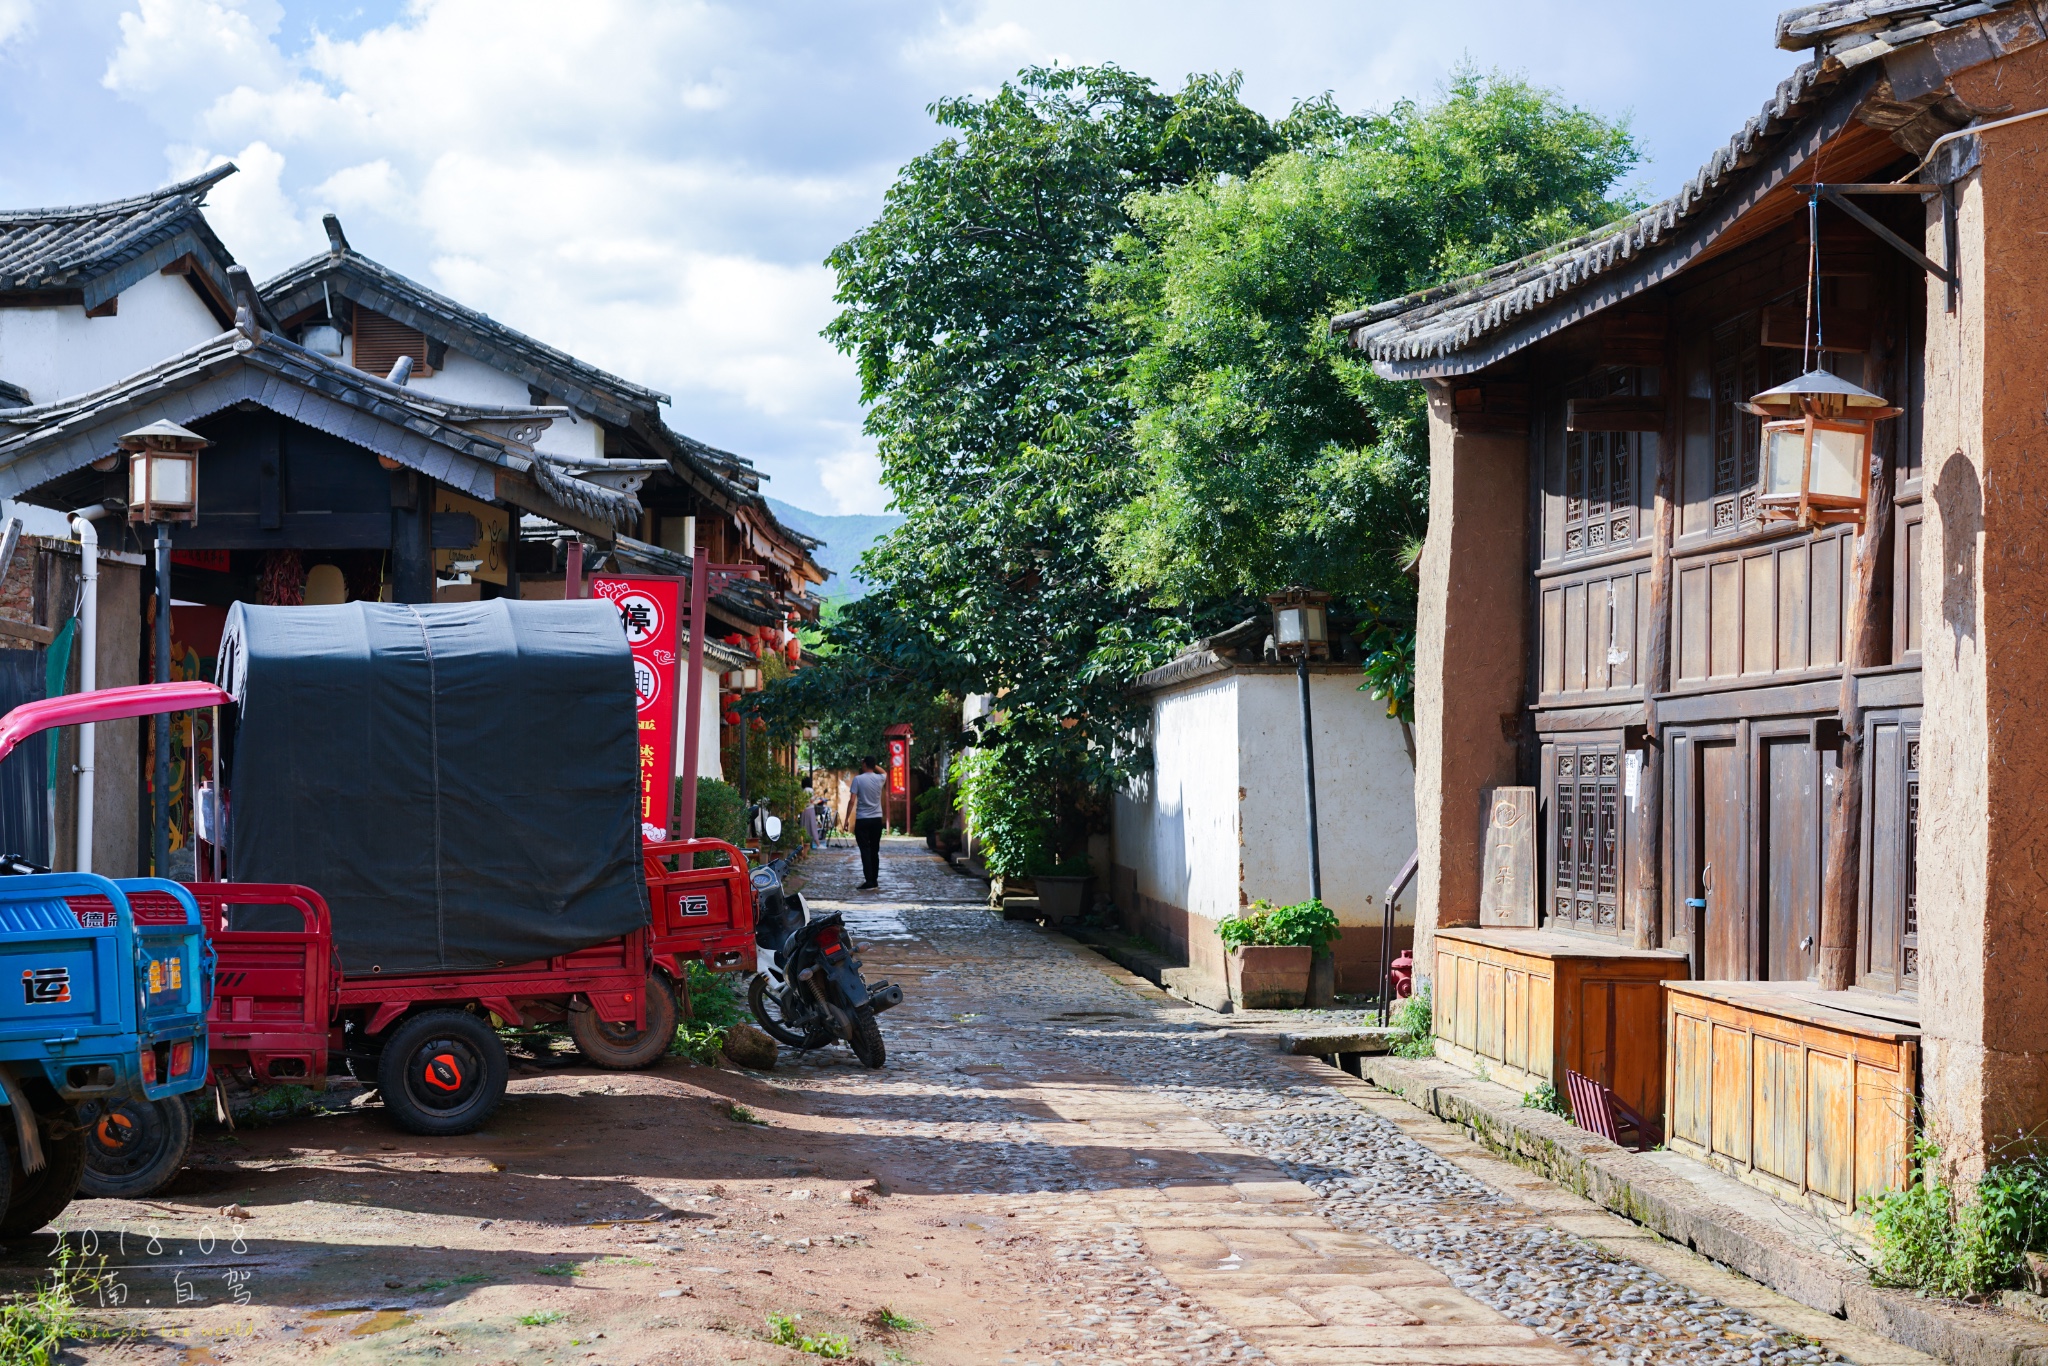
[1356,1052,2048,1366]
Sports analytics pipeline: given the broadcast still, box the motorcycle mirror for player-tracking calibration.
[764,814,784,841]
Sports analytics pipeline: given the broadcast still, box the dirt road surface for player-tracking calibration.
[2,837,1923,1366]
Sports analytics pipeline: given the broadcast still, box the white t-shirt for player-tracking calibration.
[850,771,886,820]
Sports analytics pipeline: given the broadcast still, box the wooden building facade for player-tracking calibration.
[1340,0,2048,1211]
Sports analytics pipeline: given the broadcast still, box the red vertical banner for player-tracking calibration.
[591,576,681,841]
[887,737,908,830]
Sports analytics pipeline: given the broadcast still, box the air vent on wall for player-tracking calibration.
[351,307,435,379]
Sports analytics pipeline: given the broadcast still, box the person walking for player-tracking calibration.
[845,756,886,890]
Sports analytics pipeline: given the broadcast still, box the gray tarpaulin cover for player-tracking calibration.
[216,600,649,975]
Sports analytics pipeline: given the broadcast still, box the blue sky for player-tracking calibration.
[0,1,1802,516]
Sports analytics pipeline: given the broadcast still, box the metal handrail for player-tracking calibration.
[1378,848,1419,1026]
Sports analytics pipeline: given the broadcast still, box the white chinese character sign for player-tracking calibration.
[592,576,682,841]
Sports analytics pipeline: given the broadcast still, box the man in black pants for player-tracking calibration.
[844,755,886,890]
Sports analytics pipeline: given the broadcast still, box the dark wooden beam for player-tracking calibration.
[1566,396,1666,432]
[175,512,478,550]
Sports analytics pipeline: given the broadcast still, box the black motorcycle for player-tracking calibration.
[746,857,900,1068]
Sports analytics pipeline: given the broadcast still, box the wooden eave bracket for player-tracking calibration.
[1794,182,1958,308]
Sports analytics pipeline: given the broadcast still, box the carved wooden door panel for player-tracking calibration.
[1552,740,1623,934]
[1761,736,1820,981]
[1697,739,1747,979]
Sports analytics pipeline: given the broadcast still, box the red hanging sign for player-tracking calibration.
[887,737,908,797]
[591,575,681,840]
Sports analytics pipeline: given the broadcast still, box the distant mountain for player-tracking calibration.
[765,497,904,601]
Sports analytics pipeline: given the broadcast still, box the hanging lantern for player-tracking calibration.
[1746,370,1900,530]
[118,420,210,524]
[1265,587,1332,662]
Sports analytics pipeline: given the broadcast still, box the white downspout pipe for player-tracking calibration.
[68,506,106,875]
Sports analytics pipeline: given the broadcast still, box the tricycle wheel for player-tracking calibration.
[848,1005,886,1070]
[568,973,679,1070]
[376,1011,507,1136]
[1,1104,85,1236]
[78,1095,193,1199]
[748,975,832,1050]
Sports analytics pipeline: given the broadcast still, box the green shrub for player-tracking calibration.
[671,961,745,1064]
[1218,898,1340,954]
[952,747,1055,878]
[1523,1082,1572,1119]
[1391,985,1434,1058]
[1870,1138,2048,1296]
[682,778,746,845]
[912,782,954,837]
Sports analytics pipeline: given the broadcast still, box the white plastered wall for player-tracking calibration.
[1114,675,1243,923]
[1236,670,1415,931]
[0,273,224,406]
[342,338,607,463]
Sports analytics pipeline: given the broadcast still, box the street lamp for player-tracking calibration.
[120,420,210,878]
[1268,588,1332,903]
[121,420,206,525]
[1747,369,1900,530]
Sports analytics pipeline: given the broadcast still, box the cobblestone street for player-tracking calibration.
[784,838,1929,1366]
[35,836,1935,1365]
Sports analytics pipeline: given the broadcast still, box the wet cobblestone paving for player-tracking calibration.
[786,839,1905,1366]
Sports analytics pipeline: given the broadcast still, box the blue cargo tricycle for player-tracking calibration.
[0,872,210,1234]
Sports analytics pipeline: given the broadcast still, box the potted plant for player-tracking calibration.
[1218,898,1341,1010]
[1032,853,1095,923]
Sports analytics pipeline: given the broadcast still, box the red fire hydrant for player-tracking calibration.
[1388,949,1414,1000]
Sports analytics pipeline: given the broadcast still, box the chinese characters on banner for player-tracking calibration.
[591,576,681,841]
[887,737,908,813]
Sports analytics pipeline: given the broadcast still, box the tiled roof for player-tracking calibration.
[1776,1,2033,64]
[0,324,641,533]
[260,230,669,427]
[1335,60,1842,371]
[0,165,242,309]
[263,223,823,582]
[1342,1,2048,374]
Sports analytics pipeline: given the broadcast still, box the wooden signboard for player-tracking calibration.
[1479,786,1538,927]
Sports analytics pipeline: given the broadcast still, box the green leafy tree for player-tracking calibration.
[805,66,1327,833]
[1097,71,1641,716]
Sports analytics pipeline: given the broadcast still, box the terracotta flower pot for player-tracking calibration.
[1226,945,1312,1010]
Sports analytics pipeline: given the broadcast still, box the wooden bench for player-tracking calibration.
[1565,1067,1662,1151]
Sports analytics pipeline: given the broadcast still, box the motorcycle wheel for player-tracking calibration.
[78,1095,193,1199]
[376,1010,508,1137]
[1,1101,86,1236]
[848,1005,886,1070]
[568,973,680,1070]
[748,975,833,1050]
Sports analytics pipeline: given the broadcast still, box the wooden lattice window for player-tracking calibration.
[1563,371,1636,558]
[1902,734,1919,983]
[351,307,434,379]
[1553,740,1622,932]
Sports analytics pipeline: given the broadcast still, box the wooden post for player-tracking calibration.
[1630,327,1678,951]
[1817,309,1897,992]
[388,469,434,603]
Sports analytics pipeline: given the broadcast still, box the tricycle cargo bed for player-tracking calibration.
[186,883,337,1084]
[217,600,650,977]
[0,874,209,1102]
[338,928,654,1034]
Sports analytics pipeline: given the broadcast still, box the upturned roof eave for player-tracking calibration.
[259,250,669,424]
[1338,58,1892,377]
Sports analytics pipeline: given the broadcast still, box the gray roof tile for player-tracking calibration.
[0,165,239,293]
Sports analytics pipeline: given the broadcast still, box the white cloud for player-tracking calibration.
[819,449,891,517]
[167,140,323,268]
[102,0,287,123]
[0,0,35,48]
[82,0,1798,521]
